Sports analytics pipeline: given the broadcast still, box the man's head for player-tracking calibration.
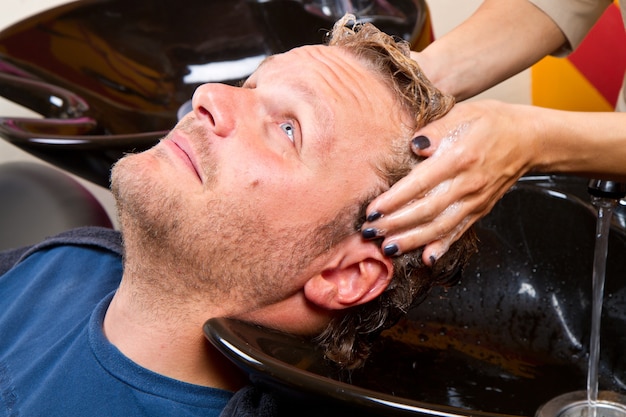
[110,15,475,369]
[305,15,477,369]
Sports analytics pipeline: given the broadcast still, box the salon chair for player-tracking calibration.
[0,161,113,251]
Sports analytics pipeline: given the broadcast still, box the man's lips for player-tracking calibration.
[164,135,202,183]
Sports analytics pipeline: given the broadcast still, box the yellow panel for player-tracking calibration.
[531,57,613,111]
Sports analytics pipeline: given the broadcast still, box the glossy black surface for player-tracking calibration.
[205,175,626,417]
[0,0,430,186]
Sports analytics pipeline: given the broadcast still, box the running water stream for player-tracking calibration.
[587,196,617,417]
[535,181,626,417]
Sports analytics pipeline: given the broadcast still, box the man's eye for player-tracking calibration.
[280,122,295,143]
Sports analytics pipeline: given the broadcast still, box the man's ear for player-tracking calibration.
[303,234,393,311]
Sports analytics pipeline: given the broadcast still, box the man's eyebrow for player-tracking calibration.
[247,55,276,81]
[250,53,335,153]
[288,80,335,154]
[256,55,276,70]
[239,55,274,87]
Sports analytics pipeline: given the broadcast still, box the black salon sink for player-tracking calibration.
[0,0,431,187]
[205,175,626,417]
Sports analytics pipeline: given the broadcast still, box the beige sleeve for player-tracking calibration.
[528,0,612,55]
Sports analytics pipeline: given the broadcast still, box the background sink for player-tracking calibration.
[205,175,626,417]
[0,0,431,187]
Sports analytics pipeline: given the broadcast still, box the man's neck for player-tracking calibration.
[103,277,248,391]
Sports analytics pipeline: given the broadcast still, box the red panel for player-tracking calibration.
[568,4,626,106]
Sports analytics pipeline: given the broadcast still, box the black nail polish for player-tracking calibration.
[366,211,382,222]
[361,228,378,239]
[383,243,399,257]
[412,135,431,150]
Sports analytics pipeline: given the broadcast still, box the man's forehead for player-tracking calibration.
[250,44,409,160]
[257,45,326,67]
[254,44,357,77]
[253,45,371,105]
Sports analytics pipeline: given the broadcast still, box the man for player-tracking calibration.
[0,15,476,417]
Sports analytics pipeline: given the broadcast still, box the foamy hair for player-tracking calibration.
[314,14,477,370]
[327,14,455,133]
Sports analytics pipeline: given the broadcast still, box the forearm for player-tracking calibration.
[364,100,626,260]
[528,106,626,180]
[414,0,566,100]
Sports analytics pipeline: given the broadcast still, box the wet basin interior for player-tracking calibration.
[205,175,626,417]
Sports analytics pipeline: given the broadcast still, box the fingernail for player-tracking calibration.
[429,255,437,266]
[383,243,399,257]
[361,228,378,239]
[412,135,431,150]
[366,211,382,222]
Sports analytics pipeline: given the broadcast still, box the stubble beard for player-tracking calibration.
[109,151,336,316]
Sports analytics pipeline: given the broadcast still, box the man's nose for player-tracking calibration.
[191,83,242,137]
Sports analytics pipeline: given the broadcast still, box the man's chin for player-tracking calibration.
[110,152,141,201]
[110,151,174,236]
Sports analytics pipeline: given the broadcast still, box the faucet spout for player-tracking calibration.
[587,179,626,200]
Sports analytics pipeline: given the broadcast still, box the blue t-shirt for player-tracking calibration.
[0,227,232,416]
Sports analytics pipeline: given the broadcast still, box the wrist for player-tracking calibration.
[522,105,576,175]
[495,102,544,176]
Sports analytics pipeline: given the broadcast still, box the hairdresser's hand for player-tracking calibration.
[363,100,538,264]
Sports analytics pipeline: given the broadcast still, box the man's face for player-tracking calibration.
[111,44,410,314]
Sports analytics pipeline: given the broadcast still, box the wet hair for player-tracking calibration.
[313,15,478,369]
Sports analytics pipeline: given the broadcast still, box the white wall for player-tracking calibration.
[0,0,532,226]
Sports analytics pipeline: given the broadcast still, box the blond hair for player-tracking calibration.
[314,15,477,369]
